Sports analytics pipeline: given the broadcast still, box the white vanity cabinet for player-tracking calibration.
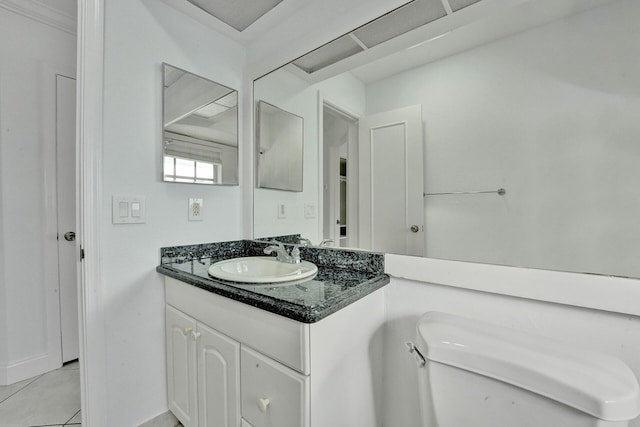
[164,277,385,427]
[166,305,241,427]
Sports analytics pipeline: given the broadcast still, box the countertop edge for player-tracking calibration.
[156,264,390,323]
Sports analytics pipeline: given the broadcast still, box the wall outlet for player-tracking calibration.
[189,198,204,221]
[277,202,287,219]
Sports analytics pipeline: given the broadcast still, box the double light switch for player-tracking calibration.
[112,195,146,224]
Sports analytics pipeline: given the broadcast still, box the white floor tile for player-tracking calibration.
[0,368,80,427]
[0,376,40,403]
[67,409,81,424]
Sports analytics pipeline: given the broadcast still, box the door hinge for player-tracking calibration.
[80,246,85,261]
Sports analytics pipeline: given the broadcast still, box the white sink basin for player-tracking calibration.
[208,256,318,284]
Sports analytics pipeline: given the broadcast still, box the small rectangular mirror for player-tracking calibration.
[162,63,239,185]
[256,100,304,192]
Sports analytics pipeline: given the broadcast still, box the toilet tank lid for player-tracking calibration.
[415,311,640,421]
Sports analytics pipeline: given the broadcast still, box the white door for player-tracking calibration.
[358,105,424,256]
[56,75,79,362]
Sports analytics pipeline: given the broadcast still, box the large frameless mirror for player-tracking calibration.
[162,63,239,185]
[253,0,640,279]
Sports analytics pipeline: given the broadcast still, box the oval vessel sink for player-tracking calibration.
[209,256,318,284]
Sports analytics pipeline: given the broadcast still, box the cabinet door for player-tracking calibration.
[241,346,309,427]
[197,322,241,427]
[166,305,198,427]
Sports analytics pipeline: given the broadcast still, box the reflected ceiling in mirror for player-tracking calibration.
[163,63,239,185]
[253,0,640,279]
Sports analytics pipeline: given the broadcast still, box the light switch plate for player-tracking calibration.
[189,198,204,221]
[304,201,317,219]
[277,202,287,219]
[112,195,146,224]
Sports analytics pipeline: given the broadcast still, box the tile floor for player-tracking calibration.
[0,360,81,427]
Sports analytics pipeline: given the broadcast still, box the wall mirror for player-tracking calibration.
[163,63,239,185]
[253,0,640,279]
[256,100,304,192]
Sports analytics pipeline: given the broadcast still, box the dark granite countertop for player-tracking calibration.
[156,238,390,323]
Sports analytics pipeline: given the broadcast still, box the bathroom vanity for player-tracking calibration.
[157,239,389,427]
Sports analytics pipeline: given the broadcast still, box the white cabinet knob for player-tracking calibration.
[183,327,193,336]
[257,398,270,412]
[191,331,201,340]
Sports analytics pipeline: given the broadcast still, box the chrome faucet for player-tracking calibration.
[264,242,301,264]
[319,239,334,247]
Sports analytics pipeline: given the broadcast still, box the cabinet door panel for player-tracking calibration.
[198,322,241,427]
[241,346,309,427]
[166,306,198,427]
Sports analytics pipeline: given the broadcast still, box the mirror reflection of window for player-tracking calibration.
[163,156,222,184]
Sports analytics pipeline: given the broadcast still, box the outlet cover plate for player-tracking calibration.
[189,198,204,221]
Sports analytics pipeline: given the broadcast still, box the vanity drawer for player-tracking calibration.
[241,346,309,427]
[165,277,310,373]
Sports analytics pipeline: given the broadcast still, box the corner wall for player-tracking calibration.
[101,0,245,424]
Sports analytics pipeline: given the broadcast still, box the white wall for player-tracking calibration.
[101,0,245,424]
[383,275,640,427]
[253,69,365,243]
[0,7,76,383]
[366,0,640,278]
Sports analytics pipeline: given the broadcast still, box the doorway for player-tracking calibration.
[357,105,425,256]
[322,104,358,248]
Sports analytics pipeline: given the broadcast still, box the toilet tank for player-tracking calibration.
[414,312,640,427]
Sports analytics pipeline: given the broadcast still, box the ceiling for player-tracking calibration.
[350,0,618,84]
[159,0,315,44]
[291,0,476,74]
[185,0,284,32]
[160,0,619,85]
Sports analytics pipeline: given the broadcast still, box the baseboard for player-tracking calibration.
[0,352,60,386]
[138,410,181,427]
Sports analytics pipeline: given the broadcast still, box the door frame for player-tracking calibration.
[77,0,107,425]
[318,94,359,247]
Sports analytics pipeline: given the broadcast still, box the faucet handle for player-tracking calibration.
[291,246,301,264]
[298,238,313,247]
[263,244,281,255]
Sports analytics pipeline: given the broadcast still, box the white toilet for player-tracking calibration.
[409,312,640,427]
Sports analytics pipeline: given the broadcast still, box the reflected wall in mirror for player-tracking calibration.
[254,0,640,279]
[256,101,304,192]
[162,63,239,185]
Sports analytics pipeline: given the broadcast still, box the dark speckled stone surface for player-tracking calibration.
[157,239,389,323]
